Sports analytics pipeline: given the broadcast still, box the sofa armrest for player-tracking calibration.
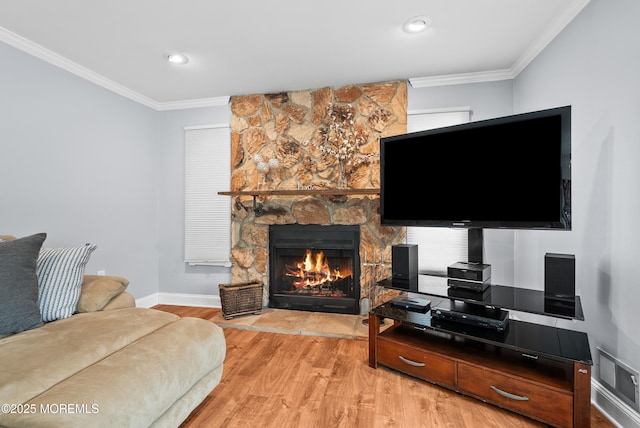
[76,275,134,313]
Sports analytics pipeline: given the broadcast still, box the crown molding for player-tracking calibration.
[156,96,230,111]
[4,0,590,109]
[409,69,515,88]
[0,26,229,111]
[410,0,591,89]
[0,26,161,109]
[511,0,591,76]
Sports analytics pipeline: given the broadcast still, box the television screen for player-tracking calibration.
[380,106,571,230]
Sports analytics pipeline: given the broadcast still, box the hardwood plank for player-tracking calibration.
[153,305,615,428]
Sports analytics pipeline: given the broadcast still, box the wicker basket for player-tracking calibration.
[219,281,263,320]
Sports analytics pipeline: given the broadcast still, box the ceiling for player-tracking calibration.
[0,0,590,110]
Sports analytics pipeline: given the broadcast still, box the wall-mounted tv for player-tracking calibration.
[380,106,571,230]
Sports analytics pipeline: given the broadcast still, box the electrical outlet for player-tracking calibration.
[97,270,106,276]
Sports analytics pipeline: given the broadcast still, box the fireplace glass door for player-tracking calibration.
[269,225,360,314]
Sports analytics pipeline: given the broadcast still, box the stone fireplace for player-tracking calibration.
[228,80,408,309]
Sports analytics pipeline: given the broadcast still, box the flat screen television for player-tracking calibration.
[380,105,571,230]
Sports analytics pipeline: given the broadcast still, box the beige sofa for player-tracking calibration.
[0,239,226,427]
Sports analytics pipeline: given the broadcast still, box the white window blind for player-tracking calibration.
[184,125,231,266]
[406,108,471,275]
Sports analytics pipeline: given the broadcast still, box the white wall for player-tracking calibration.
[157,107,232,296]
[408,81,517,284]
[0,41,161,299]
[0,40,234,301]
[513,0,640,423]
[408,80,514,122]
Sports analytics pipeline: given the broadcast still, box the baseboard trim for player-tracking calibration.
[135,293,159,308]
[159,292,222,308]
[135,293,221,309]
[592,379,640,428]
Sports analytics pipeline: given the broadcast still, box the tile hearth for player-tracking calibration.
[211,308,391,340]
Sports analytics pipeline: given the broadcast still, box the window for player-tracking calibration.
[406,108,471,275]
[184,125,231,266]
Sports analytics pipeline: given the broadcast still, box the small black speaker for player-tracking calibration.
[544,253,575,300]
[392,244,418,282]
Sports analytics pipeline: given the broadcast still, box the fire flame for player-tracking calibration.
[285,249,347,289]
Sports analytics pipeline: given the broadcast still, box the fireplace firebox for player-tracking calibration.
[269,224,360,314]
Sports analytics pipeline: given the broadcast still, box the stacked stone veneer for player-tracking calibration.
[228,80,408,306]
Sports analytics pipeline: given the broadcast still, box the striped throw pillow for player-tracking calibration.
[37,244,98,322]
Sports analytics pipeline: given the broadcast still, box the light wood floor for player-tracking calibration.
[153,305,615,428]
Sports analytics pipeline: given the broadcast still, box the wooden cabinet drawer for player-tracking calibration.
[377,336,455,387]
[458,363,573,427]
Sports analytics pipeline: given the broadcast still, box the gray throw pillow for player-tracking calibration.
[0,233,47,334]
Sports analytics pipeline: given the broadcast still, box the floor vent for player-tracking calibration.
[598,348,639,412]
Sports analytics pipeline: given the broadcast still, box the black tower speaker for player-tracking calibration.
[392,244,418,282]
[544,253,575,300]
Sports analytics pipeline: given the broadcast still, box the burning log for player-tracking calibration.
[283,249,351,292]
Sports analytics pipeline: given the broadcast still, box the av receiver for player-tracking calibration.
[447,262,491,282]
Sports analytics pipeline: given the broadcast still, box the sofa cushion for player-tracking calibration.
[0,308,226,427]
[0,308,181,404]
[0,233,47,334]
[76,275,130,312]
[37,243,98,321]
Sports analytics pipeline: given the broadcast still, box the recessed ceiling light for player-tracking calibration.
[403,16,432,34]
[165,53,189,65]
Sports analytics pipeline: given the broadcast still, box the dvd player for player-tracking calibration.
[390,296,431,312]
[431,300,509,332]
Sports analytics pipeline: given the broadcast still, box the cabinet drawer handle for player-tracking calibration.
[399,355,425,367]
[490,385,529,401]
